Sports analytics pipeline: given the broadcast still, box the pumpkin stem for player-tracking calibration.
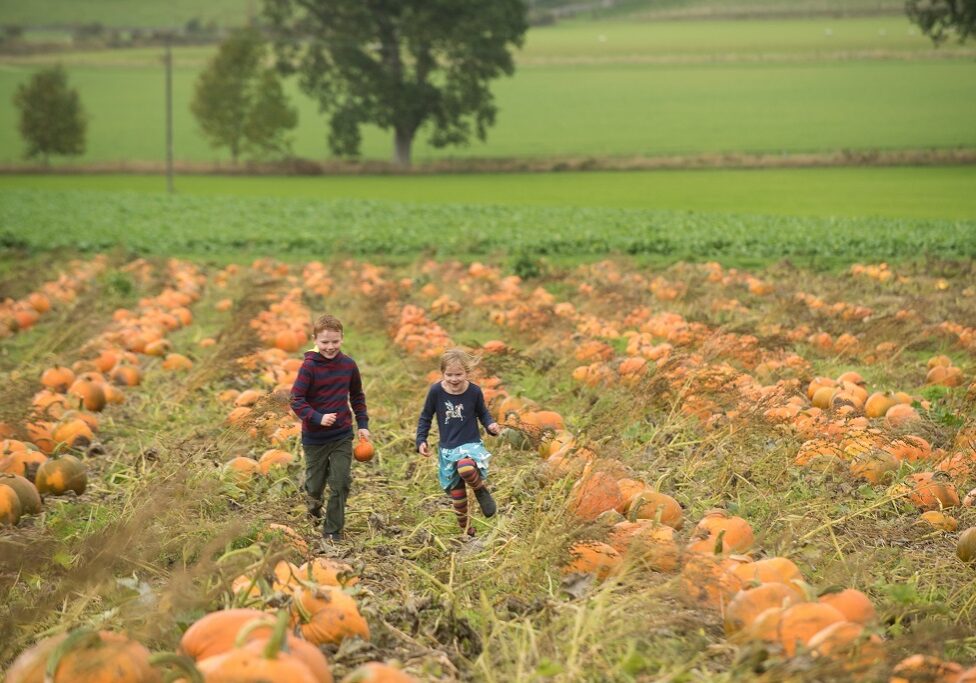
[45,629,100,683]
[262,609,291,660]
[233,616,276,648]
[712,529,727,556]
[149,652,204,683]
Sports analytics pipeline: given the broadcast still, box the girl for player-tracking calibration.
[416,348,501,539]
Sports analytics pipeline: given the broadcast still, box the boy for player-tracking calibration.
[290,314,370,543]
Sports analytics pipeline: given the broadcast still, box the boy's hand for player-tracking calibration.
[419,442,429,457]
[320,413,337,427]
[487,422,501,436]
[358,428,371,440]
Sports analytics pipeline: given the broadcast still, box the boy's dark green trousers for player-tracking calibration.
[303,436,353,535]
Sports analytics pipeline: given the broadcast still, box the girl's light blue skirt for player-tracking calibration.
[438,441,491,490]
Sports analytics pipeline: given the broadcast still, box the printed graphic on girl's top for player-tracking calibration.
[444,400,464,422]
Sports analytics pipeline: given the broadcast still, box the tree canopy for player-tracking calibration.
[13,65,87,162]
[907,0,976,44]
[191,26,298,162]
[264,0,528,166]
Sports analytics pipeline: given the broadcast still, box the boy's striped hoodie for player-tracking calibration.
[290,350,368,445]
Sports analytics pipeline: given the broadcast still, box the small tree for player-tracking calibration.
[13,65,86,163]
[907,0,976,44]
[191,26,297,162]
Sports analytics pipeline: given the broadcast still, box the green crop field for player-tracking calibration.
[1,177,974,266]
[1,15,974,165]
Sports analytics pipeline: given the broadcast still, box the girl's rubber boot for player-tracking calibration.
[474,487,497,517]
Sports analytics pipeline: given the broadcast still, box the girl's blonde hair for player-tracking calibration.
[440,348,480,373]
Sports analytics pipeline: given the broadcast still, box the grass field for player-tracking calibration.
[0,0,906,28]
[1,16,974,165]
[3,166,975,219]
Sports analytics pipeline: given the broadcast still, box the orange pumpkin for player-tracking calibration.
[568,470,624,521]
[353,437,375,462]
[563,540,623,581]
[290,585,370,646]
[5,630,158,683]
[818,588,876,625]
[724,582,801,635]
[687,508,754,554]
[339,662,417,683]
[627,489,683,529]
[0,483,22,526]
[40,365,76,393]
[606,520,678,572]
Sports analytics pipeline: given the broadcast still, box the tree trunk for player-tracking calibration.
[393,129,413,167]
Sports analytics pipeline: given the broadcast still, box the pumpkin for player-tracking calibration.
[235,389,263,407]
[67,378,106,412]
[353,438,375,462]
[339,662,417,683]
[627,489,683,529]
[687,508,754,554]
[957,527,976,563]
[224,456,260,483]
[562,540,622,581]
[864,391,898,419]
[890,655,963,683]
[0,483,23,526]
[40,365,75,393]
[568,470,624,521]
[273,329,306,353]
[0,448,48,482]
[606,520,678,572]
[907,472,959,510]
[258,449,294,474]
[179,608,269,661]
[297,557,360,588]
[724,582,801,635]
[111,364,143,387]
[919,510,958,531]
[885,403,920,429]
[162,353,193,370]
[806,620,884,674]
[818,588,876,625]
[0,473,42,514]
[34,454,87,496]
[52,418,95,450]
[886,436,932,462]
[849,450,898,485]
[290,585,370,646]
[730,557,803,588]
[194,612,322,683]
[756,601,845,657]
[679,553,750,610]
[5,630,159,683]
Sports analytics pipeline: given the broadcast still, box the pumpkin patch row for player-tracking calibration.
[0,254,108,339]
[0,259,211,528]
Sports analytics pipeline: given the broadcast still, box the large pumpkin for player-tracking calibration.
[34,454,87,496]
[0,473,42,514]
[5,630,160,683]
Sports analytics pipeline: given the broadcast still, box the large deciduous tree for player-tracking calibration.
[13,65,86,163]
[264,0,528,166]
[907,0,976,44]
[191,26,298,162]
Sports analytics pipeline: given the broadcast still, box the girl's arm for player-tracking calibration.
[415,385,437,452]
[475,387,500,434]
[290,359,324,425]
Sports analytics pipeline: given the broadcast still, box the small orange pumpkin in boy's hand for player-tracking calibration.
[353,437,375,462]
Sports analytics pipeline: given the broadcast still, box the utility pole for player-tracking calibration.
[164,36,174,193]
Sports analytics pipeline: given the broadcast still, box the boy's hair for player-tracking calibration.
[440,348,480,373]
[313,314,344,336]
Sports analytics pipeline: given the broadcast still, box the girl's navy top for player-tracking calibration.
[416,381,494,451]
